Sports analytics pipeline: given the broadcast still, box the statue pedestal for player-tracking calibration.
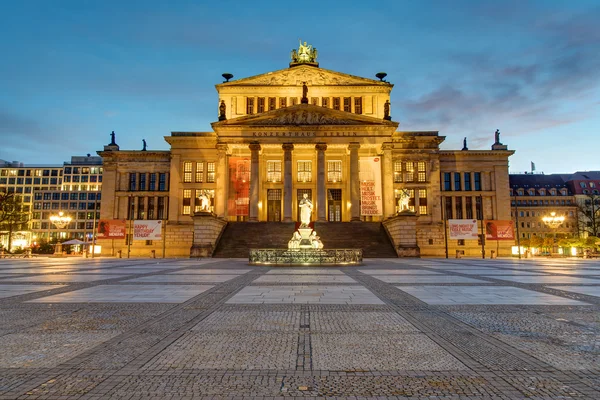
[297,227,313,249]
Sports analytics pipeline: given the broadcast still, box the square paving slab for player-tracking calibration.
[227,285,384,304]
[253,274,356,283]
[311,333,468,371]
[359,269,442,275]
[374,275,488,284]
[548,285,600,298]
[0,284,65,299]
[27,284,214,303]
[169,268,251,274]
[2,274,121,283]
[123,274,239,283]
[397,285,590,305]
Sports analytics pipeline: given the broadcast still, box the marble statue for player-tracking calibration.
[288,231,301,249]
[398,189,410,212]
[198,192,210,212]
[310,231,323,249]
[299,193,313,227]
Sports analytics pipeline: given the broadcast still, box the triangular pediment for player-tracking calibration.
[217,65,391,87]
[212,104,398,127]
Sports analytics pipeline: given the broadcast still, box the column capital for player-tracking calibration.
[381,142,394,151]
[216,143,228,152]
[282,143,294,152]
[249,142,261,151]
[315,143,328,152]
[348,142,361,151]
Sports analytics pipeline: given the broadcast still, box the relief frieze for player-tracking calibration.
[250,131,358,137]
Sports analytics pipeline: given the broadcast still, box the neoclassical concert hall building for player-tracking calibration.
[98,43,514,257]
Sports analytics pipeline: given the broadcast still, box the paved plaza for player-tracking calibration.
[0,257,599,399]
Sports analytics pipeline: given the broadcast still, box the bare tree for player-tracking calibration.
[577,193,600,237]
[0,193,30,251]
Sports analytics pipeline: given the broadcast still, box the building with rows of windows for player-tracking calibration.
[0,155,102,250]
[98,44,515,257]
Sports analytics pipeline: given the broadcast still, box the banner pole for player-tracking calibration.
[480,195,485,259]
[162,219,166,258]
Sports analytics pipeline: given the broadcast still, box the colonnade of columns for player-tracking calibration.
[243,141,363,222]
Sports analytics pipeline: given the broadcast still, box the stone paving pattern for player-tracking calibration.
[0,257,599,399]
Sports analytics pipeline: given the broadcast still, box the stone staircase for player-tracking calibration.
[212,222,397,258]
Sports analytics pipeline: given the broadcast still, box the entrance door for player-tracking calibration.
[328,189,342,222]
[297,189,312,223]
[267,189,282,221]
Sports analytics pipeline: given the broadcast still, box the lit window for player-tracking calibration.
[207,162,215,183]
[419,189,427,214]
[267,161,282,183]
[393,161,403,183]
[327,160,342,183]
[417,161,426,182]
[405,162,415,183]
[297,161,312,183]
[183,162,192,183]
[195,162,204,183]
[183,189,191,215]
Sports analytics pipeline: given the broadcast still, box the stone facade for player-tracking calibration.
[97,45,515,257]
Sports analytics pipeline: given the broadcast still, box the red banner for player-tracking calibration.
[97,219,126,239]
[228,157,250,216]
[484,220,515,240]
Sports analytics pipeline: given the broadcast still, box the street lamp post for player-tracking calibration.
[542,211,564,255]
[49,211,72,255]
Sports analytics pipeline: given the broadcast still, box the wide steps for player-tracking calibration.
[212,222,397,258]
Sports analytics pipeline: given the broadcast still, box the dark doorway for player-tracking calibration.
[328,189,342,222]
[267,189,282,221]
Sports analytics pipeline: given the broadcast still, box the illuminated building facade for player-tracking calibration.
[98,44,515,257]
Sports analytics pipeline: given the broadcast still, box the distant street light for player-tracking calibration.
[542,211,564,254]
[50,211,72,255]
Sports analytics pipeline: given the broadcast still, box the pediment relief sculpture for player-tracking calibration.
[248,110,363,126]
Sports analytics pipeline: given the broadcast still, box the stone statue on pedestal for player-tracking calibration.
[288,231,301,249]
[299,193,313,227]
[198,192,210,212]
[142,139,147,151]
[398,189,410,213]
[219,100,226,121]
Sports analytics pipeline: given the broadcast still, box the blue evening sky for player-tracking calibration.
[1,0,599,173]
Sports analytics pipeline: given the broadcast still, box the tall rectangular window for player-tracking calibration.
[327,160,342,183]
[128,196,135,220]
[159,173,167,191]
[354,97,362,114]
[290,97,298,106]
[476,196,483,219]
[465,196,473,219]
[311,97,319,105]
[444,197,453,219]
[405,162,415,182]
[129,173,136,191]
[139,174,146,191]
[333,97,341,110]
[474,172,482,191]
[267,160,282,183]
[322,97,329,108]
[183,162,192,183]
[207,162,215,183]
[148,197,155,219]
[297,161,312,183]
[257,97,265,113]
[419,189,427,215]
[279,97,287,108]
[183,189,192,215]
[417,161,426,182]
[443,173,451,191]
[268,97,276,111]
[393,161,402,183]
[246,97,254,114]
[137,197,145,219]
[343,97,351,112]
[455,196,463,219]
[454,172,461,191]
[464,172,471,191]
[195,162,204,183]
[157,197,166,219]
[149,173,156,191]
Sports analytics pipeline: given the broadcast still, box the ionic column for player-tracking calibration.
[382,143,395,218]
[248,142,261,222]
[349,142,361,222]
[316,143,327,222]
[215,143,228,219]
[282,143,294,222]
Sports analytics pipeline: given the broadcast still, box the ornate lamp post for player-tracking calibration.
[542,211,564,254]
[49,211,72,255]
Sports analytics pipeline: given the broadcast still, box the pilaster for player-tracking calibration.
[316,143,327,222]
[282,143,294,222]
[349,142,361,222]
[249,142,261,222]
